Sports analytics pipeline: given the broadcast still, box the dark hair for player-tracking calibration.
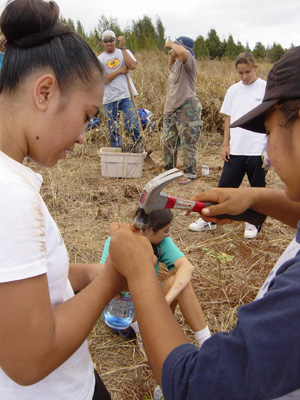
[0,0,103,95]
[141,209,173,258]
[277,99,300,129]
[147,209,174,232]
[235,52,257,69]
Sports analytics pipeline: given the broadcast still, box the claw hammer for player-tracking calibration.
[133,168,266,230]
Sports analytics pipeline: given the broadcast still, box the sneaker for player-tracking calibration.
[135,332,148,361]
[189,218,217,232]
[244,222,258,239]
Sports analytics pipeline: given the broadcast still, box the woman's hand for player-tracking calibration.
[185,187,255,223]
[108,223,154,280]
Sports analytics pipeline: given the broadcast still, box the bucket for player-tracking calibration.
[97,147,147,178]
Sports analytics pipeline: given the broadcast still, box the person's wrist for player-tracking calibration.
[121,45,126,50]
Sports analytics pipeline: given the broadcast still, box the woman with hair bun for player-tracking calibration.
[0,0,115,398]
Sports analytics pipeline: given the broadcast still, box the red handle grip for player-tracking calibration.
[165,196,206,212]
[164,196,266,226]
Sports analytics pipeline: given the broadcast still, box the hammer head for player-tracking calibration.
[134,168,183,230]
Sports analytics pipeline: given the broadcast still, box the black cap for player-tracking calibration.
[231,46,300,133]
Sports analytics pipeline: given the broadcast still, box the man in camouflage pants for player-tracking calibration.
[163,37,202,185]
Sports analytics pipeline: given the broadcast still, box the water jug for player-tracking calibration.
[102,291,134,330]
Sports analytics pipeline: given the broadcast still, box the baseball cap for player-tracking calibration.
[231,46,300,133]
[102,30,116,40]
[174,36,195,56]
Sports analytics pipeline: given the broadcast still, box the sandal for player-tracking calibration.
[179,177,195,185]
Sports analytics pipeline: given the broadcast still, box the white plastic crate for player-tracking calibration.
[97,147,147,178]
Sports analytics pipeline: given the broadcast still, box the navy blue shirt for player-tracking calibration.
[162,223,300,400]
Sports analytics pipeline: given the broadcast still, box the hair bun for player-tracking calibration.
[0,0,72,48]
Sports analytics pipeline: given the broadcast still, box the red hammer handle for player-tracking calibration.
[164,196,266,226]
[164,196,206,212]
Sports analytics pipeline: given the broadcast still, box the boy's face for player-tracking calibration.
[103,36,116,53]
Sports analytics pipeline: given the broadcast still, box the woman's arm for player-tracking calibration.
[0,262,123,386]
[221,115,231,162]
[189,187,300,228]
[164,257,194,305]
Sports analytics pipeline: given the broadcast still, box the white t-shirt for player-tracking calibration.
[98,48,138,104]
[0,152,95,399]
[220,78,268,155]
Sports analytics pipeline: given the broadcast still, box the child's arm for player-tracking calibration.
[68,263,105,292]
[222,114,231,162]
[164,257,194,305]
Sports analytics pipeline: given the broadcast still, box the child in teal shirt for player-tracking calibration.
[101,209,210,360]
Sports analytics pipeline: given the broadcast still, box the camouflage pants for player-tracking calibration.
[162,98,202,178]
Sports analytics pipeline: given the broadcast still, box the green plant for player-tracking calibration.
[202,247,234,263]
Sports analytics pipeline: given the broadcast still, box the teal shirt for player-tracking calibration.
[100,236,184,275]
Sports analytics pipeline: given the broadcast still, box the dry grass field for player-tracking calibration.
[28,52,295,399]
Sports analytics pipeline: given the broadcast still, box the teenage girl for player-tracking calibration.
[0,0,118,398]
[189,52,268,239]
[101,209,211,359]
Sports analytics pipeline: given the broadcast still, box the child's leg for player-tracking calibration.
[176,283,207,332]
[177,284,211,346]
[162,277,211,346]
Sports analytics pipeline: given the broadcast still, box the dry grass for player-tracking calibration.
[27,53,293,399]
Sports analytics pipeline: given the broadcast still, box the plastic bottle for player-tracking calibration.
[102,291,134,330]
[153,385,164,400]
[202,164,210,176]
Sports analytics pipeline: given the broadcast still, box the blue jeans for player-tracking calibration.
[104,98,142,147]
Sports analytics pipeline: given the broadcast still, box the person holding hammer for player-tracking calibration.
[106,46,300,399]
[98,30,143,148]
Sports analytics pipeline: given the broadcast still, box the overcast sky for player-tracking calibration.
[54,0,300,50]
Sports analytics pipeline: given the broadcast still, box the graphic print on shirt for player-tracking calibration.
[106,59,120,70]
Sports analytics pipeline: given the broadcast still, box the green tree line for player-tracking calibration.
[61,14,295,63]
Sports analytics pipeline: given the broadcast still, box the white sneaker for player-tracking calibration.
[244,222,258,239]
[189,218,217,232]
